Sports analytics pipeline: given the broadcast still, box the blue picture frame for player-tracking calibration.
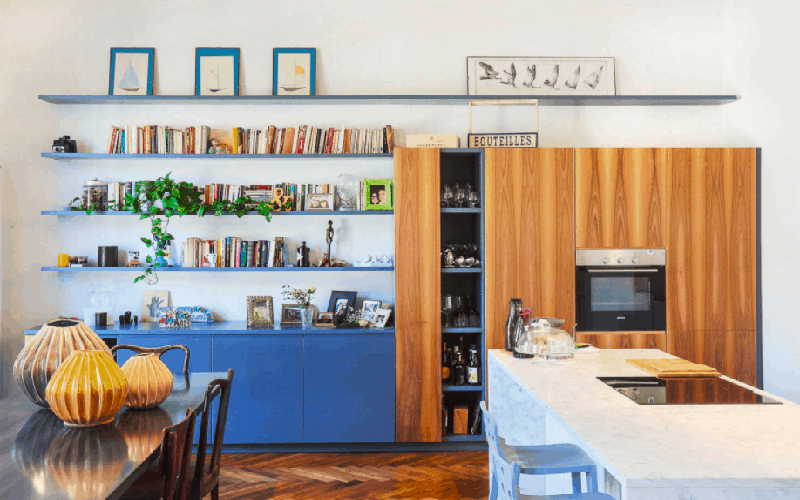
[109,48,154,96]
[273,48,316,96]
[195,48,240,96]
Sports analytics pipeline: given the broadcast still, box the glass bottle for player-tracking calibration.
[514,315,534,359]
[442,396,449,435]
[441,342,452,384]
[453,349,466,386]
[467,344,481,385]
[505,299,521,351]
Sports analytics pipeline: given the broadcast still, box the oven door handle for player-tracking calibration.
[587,268,660,273]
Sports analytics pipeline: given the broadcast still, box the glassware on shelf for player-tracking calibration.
[442,245,456,267]
[466,295,481,327]
[441,184,454,208]
[335,174,359,211]
[82,178,109,211]
[467,184,480,208]
[454,183,466,208]
[85,282,118,326]
[454,295,467,327]
[442,294,454,328]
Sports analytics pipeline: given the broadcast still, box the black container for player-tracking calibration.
[94,312,107,326]
[97,246,119,267]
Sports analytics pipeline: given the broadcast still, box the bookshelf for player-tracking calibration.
[42,153,392,160]
[42,266,393,272]
[41,210,393,216]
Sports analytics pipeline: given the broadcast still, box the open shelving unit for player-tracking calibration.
[41,210,393,216]
[42,153,392,160]
[24,321,395,336]
[42,266,393,272]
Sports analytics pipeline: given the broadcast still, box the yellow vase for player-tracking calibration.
[120,353,173,410]
[45,350,128,427]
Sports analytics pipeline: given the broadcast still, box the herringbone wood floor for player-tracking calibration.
[217,452,489,500]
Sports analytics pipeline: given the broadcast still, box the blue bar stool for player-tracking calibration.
[481,402,614,500]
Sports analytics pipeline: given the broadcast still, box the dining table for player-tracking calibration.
[0,371,226,500]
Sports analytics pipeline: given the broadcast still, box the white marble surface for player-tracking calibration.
[488,349,800,499]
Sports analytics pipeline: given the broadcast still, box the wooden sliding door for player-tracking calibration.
[485,148,575,350]
[394,148,441,442]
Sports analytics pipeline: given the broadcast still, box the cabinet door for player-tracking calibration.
[485,148,575,350]
[394,148,441,442]
[576,332,666,350]
[116,335,211,372]
[668,331,757,386]
[303,335,395,443]
[212,335,304,443]
[667,148,757,332]
[575,148,667,248]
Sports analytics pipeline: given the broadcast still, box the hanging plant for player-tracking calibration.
[71,173,289,284]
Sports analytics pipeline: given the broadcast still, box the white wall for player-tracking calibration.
[1,0,796,400]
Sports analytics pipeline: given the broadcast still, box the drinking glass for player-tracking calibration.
[441,184,454,208]
[442,294,454,327]
[454,295,467,327]
[442,245,456,268]
[467,184,480,208]
[454,183,466,208]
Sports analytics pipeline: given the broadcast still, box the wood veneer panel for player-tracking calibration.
[394,148,441,442]
[576,332,666,350]
[667,330,757,386]
[575,148,667,248]
[485,148,575,351]
[667,148,757,332]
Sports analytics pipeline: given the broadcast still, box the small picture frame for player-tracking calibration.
[306,192,334,211]
[280,304,304,325]
[361,300,382,324]
[328,291,357,317]
[109,48,154,96]
[196,48,240,96]
[247,296,274,327]
[273,48,316,96]
[316,311,334,326]
[364,179,393,210]
[373,307,393,328]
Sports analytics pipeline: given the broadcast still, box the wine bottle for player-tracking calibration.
[453,349,466,386]
[441,342,452,383]
[442,397,450,435]
[469,402,482,435]
[505,299,521,351]
[467,344,481,385]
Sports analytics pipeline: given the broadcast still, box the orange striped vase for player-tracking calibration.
[45,350,129,427]
[120,353,173,410]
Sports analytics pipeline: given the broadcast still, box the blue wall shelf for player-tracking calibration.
[42,266,394,272]
[24,321,395,336]
[442,208,482,214]
[442,434,485,442]
[39,94,738,106]
[41,209,393,216]
[42,153,392,160]
[442,385,484,392]
[442,327,482,334]
[441,267,482,274]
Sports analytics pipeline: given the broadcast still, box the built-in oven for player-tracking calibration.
[575,249,666,332]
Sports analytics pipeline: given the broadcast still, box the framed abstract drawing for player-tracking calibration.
[195,48,240,96]
[273,48,316,96]
[109,48,154,96]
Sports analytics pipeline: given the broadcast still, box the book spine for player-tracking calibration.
[282,128,295,154]
[386,125,394,153]
[296,125,306,154]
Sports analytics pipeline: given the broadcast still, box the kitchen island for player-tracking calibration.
[488,349,800,500]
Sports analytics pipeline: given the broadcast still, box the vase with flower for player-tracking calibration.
[282,286,317,327]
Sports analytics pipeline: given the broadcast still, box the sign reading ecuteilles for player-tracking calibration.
[468,133,538,148]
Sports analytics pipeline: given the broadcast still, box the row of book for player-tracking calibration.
[183,237,288,268]
[105,125,394,155]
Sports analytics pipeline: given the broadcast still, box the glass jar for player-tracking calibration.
[531,319,575,359]
[82,178,108,211]
[300,306,315,327]
[335,174,358,211]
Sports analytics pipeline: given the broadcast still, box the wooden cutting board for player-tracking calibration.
[627,358,721,379]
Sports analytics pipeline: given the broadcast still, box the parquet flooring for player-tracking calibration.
[217,452,489,500]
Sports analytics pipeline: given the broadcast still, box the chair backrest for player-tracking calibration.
[160,407,197,500]
[481,401,520,500]
[111,344,191,373]
[192,369,234,499]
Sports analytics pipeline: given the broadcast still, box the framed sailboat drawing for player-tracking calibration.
[109,48,154,95]
[467,56,615,96]
[273,48,316,96]
[195,48,240,96]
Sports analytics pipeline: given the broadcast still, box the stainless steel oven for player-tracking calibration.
[575,249,666,332]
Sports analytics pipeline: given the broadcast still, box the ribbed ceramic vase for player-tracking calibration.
[13,319,111,407]
[120,353,173,410]
[45,350,129,427]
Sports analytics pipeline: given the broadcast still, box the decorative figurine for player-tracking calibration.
[296,242,310,268]
[133,315,139,325]
[323,221,334,268]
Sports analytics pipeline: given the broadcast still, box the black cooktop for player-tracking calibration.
[598,377,782,405]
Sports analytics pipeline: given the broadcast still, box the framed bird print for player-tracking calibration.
[109,48,154,95]
[273,48,316,96]
[466,56,615,96]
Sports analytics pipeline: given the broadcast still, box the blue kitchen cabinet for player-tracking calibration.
[212,335,304,444]
[303,334,395,443]
[116,334,212,373]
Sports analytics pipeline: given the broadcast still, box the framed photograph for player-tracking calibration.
[374,308,393,328]
[246,296,274,327]
[466,56,615,96]
[273,48,316,96]
[306,192,334,211]
[109,48,154,96]
[364,179,393,210]
[196,48,240,96]
[361,300,382,324]
[280,304,308,325]
[142,290,170,323]
[317,311,334,326]
[328,291,357,317]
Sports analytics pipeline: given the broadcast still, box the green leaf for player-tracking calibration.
[198,206,206,217]
[140,214,149,221]
[134,276,143,283]
[155,250,166,257]
[146,255,153,263]
[141,237,153,245]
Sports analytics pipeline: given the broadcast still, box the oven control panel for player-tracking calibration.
[576,249,666,266]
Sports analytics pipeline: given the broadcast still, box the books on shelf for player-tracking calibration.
[182,237,288,268]
[105,124,395,155]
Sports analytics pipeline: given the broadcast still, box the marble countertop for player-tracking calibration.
[489,348,800,485]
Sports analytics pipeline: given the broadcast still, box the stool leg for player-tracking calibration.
[587,466,599,493]
[571,472,582,493]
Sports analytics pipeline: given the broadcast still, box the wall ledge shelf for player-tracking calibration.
[42,152,392,160]
[24,321,395,336]
[442,434,485,442]
[42,266,394,272]
[442,385,484,392]
[39,94,738,106]
[442,327,483,334]
[41,209,393,216]
[441,208,482,213]
[441,267,482,273]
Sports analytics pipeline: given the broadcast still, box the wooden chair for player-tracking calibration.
[191,369,234,500]
[481,402,614,500]
[112,344,191,373]
[160,408,197,500]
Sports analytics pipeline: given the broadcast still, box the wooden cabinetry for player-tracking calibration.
[394,148,442,442]
[667,148,757,332]
[576,332,666,350]
[575,148,667,249]
[485,148,575,350]
[668,331,757,386]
